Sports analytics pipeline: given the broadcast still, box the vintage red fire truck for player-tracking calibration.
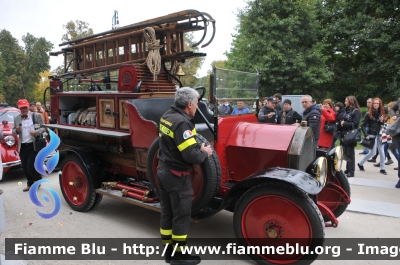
[47,10,350,264]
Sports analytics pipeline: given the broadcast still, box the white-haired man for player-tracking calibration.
[299,95,321,147]
[157,87,213,264]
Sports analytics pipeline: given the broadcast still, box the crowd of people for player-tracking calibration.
[214,93,400,187]
[27,101,51,124]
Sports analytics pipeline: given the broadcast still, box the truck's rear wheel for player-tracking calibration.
[233,182,324,264]
[319,170,351,221]
[147,135,220,214]
[59,154,102,212]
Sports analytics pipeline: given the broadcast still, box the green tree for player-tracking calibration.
[0,30,52,105]
[61,20,94,43]
[226,0,331,98]
[0,56,5,98]
[53,20,94,75]
[207,60,228,75]
[179,33,204,87]
[321,0,400,103]
[33,71,52,104]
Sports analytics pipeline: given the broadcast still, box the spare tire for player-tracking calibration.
[146,134,221,215]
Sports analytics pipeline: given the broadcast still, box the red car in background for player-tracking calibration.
[0,103,21,181]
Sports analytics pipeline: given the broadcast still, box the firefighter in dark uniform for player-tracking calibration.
[158,87,212,265]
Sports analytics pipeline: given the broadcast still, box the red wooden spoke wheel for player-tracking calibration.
[233,182,324,264]
[59,154,101,212]
[62,161,88,206]
[318,170,350,220]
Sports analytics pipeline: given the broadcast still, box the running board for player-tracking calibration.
[96,188,160,212]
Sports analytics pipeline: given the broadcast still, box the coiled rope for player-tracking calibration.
[143,27,163,81]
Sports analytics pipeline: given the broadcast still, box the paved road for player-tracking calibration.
[1,154,399,265]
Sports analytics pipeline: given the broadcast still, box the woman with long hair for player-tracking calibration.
[357,98,387,175]
[318,99,336,148]
[340,96,361,177]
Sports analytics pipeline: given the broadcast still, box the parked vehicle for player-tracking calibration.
[46,10,349,264]
[0,103,21,181]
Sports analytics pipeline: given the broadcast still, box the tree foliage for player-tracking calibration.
[0,56,6,100]
[179,33,204,87]
[0,30,53,105]
[33,71,52,104]
[61,20,94,42]
[53,20,95,75]
[226,0,400,104]
[226,0,331,98]
[321,0,400,103]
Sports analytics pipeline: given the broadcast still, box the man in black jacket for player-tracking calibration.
[258,96,277,123]
[157,87,213,264]
[277,99,302,124]
[299,95,321,146]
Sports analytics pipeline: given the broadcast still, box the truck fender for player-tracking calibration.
[192,167,323,221]
[60,149,103,183]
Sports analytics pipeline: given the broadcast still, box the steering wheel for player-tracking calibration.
[194,86,206,101]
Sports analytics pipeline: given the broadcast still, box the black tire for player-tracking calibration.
[59,154,103,212]
[233,182,325,265]
[321,170,351,221]
[146,134,221,214]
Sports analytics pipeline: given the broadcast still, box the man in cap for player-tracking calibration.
[258,96,278,123]
[277,99,302,125]
[12,99,46,192]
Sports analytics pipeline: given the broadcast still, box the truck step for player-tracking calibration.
[96,188,160,212]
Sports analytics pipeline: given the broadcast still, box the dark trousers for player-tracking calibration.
[157,167,192,248]
[19,143,42,186]
[343,143,356,175]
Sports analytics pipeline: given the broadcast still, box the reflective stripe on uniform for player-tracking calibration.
[159,124,174,138]
[160,228,172,236]
[172,234,187,252]
[161,228,173,245]
[177,138,196,151]
[160,118,172,126]
[172,234,187,240]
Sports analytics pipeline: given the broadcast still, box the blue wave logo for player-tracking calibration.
[29,179,61,219]
[34,129,60,176]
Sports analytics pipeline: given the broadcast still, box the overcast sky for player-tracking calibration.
[0,0,248,77]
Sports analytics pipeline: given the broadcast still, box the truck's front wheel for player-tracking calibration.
[233,182,325,264]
